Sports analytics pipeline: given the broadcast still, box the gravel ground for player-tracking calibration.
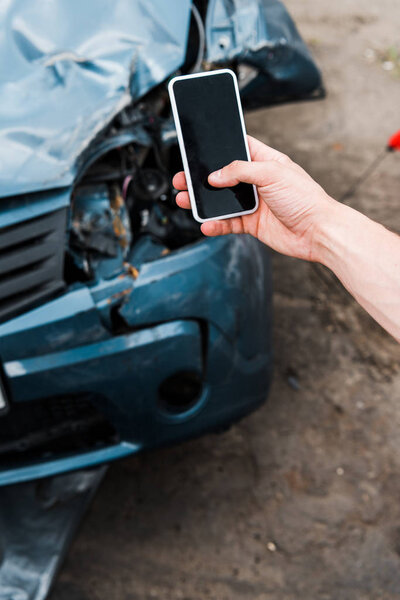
[52,1,400,598]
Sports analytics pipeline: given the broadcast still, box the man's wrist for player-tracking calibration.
[311,198,364,270]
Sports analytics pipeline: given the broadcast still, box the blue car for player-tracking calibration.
[0,0,322,486]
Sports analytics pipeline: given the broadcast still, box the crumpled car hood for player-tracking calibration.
[0,0,192,198]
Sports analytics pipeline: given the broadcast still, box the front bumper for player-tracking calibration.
[0,234,272,486]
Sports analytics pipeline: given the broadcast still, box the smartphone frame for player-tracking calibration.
[168,69,259,223]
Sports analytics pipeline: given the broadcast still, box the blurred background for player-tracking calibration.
[50,0,400,598]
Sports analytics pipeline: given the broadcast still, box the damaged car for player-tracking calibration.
[0,0,323,486]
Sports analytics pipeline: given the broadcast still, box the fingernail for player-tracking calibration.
[209,169,222,182]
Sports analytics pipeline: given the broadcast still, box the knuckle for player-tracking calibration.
[229,159,241,171]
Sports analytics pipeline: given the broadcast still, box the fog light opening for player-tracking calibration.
[158,371,203,415]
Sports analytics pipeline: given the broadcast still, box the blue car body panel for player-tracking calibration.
[206,0,322,105]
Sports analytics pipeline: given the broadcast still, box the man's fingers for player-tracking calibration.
[201,220,231,237]
[201,217,243,237]
[208,159,281,189]
[175,191,191,209]
[173,171,187,191]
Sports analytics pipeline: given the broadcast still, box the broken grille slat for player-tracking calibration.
[0,211,63,251]
[0,237,59,277]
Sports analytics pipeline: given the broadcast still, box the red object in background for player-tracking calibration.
[387,130,400,151]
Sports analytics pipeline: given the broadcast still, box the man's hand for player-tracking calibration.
[173,135,335,262]
[173,134,400,342]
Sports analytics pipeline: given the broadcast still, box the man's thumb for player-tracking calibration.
[208,160,279,188]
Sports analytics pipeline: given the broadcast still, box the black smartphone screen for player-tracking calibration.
[172,71,256,221]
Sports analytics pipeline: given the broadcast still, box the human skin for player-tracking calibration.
[173,136,400,342]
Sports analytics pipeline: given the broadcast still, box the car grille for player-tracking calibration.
[0,208,67,323]
[0,394,117,469]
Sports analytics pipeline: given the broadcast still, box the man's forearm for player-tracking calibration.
[314,201,400,342]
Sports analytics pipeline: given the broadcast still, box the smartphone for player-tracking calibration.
[168,69,258,223]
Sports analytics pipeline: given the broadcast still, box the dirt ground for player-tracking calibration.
[51,1,400,598]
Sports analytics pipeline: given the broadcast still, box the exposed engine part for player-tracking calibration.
[70,184,132,280]
[124,166,200,249]
[160,118,178,147]
[66,73,210,287]
[69,104,203,283]
[130,168,169,202]
[145,203,201,249]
